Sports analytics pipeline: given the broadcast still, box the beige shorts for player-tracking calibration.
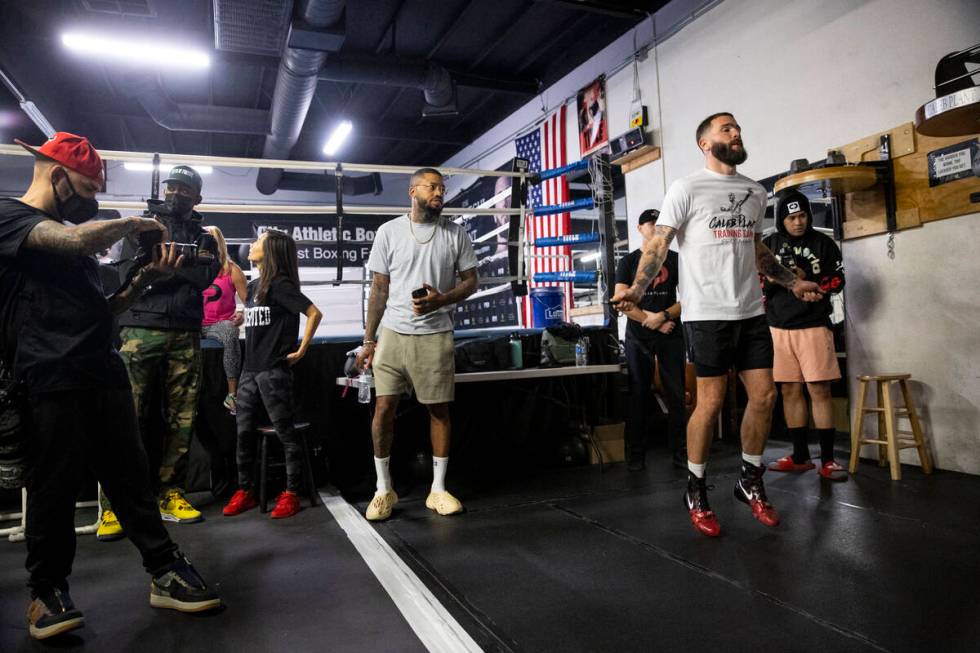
[770,326,841,383]
[373,327,455,404]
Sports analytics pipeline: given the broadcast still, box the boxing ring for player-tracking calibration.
[0,145,620,329]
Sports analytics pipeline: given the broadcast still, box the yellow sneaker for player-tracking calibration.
[159,490,203,524]
[365,490,398,521]
[96,510,124,542]
[425,491,463,516]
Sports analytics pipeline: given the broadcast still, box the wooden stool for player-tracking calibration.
[849,374,933,480]
[258,422,319,512]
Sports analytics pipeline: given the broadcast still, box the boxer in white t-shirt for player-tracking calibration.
[611,113,824,538]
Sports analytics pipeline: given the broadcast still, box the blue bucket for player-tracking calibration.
[530,286,565,327]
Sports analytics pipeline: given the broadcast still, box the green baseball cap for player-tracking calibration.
[163,165,203,194]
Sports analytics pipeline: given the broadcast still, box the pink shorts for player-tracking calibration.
[770,326,841,383]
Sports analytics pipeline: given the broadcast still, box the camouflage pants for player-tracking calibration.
[100,328,201,510]
[236,366,302,492]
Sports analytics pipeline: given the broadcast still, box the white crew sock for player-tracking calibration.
[431,456,449,493]
[687,461,706,478]
[742,452,763,467]
[374,456,392,494]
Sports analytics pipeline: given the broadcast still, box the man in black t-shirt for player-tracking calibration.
[0,133,220,640]
[615,209,686,471]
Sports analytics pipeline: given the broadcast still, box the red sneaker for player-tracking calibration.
[685,475,721,538]
[819,461,849,482]
[767,455,815,473]
[270,491,301,519]
[734,462,781,527]
[222,489,258,516]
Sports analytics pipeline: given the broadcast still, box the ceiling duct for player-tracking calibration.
[213,0,293,57]
[256,0,346,195]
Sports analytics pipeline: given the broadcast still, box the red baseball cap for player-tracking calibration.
[15,131,105,184]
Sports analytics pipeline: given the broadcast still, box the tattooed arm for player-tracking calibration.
[412,267,478,316]
[610,225,676,311]
[755,235,824,302]
[355,272,390,370]
[24,216,166,257]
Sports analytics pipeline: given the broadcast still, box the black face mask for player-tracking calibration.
[52,173,99,223]
[165,193,196,217]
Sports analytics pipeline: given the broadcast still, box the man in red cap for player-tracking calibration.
[0,132,221,640]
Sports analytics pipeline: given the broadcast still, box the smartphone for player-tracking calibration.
[411,287,428,299]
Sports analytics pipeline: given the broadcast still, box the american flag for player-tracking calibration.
[515,104,573,326]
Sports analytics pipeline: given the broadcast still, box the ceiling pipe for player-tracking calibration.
[317,54,455,109]
[128,74,270,135]
[256,0,346,195]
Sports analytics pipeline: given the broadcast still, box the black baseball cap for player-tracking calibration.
[163,165,203,194]
[638,209,660,225]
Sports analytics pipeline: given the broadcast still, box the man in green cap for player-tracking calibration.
[98,165,221,540]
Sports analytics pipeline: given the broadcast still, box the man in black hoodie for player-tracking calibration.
[98,166,221,539]
[763,190,847,481]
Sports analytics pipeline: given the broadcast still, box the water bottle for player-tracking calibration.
[357,371,372,404]
[509,334,524,369]
[575,337,589,367]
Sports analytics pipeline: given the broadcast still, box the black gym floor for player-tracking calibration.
[1,442,978,652]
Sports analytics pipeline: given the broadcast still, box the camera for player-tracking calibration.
[134,199,217,267]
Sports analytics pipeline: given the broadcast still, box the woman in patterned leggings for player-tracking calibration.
[201,226,248,413]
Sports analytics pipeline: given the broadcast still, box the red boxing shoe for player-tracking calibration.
[819,460,849,482]
[270,490,301,519]
[222,489,258,516]
[767,455,816,473]
[735,462,781,527]
[685,475,722,538]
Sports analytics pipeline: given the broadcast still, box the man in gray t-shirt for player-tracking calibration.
[356,168,478,521]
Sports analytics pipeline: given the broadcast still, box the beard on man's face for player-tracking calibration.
[710,140,748,166]
[414,194,443,220]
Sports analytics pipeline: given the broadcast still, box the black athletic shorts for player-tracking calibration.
[683,315,774,377]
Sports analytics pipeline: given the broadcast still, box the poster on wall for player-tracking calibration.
[445,165,519,329]
[576,76,609,157]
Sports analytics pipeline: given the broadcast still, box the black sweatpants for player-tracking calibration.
[625,334,687,454]
[25,386,179,596]
[235,366,302,492]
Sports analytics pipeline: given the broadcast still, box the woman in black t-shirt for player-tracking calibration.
[222,230,322,520]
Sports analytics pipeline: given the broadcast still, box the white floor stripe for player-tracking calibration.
[320,491,483,653]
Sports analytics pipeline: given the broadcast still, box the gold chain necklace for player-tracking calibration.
[409,216,439,244]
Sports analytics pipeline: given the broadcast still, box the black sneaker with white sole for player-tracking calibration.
[27,588,85,640]
[150,554,222,613]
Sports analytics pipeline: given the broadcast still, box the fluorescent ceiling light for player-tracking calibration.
[124,162,213,174]
[580,253,600,263]
[61,32,210,69]
[322,120,353,156]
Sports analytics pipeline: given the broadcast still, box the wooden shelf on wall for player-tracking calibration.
[612,145,661,173]
[834,122,980,240]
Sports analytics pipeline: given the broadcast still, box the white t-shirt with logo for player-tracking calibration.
[656,168,767,321]
[367,215,478,335]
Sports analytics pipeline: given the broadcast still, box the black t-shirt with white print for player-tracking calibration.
[243,276,313,372]
[615,248,681,342]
